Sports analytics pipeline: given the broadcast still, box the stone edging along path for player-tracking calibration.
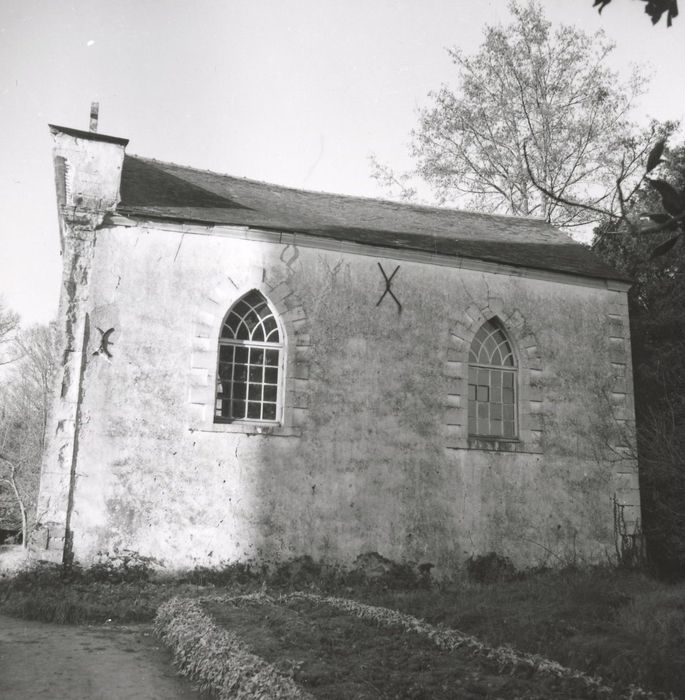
[154,592,670,700]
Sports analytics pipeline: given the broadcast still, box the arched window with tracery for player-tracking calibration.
[215,290,283,423]
[468,319,517,438]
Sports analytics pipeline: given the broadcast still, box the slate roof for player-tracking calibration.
[117,154,630,283]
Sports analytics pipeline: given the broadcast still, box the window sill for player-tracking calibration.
[468,436,522,452]
[445,436,542,454]
[189,422,302,437]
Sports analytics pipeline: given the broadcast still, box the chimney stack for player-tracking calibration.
[89,102,99,132]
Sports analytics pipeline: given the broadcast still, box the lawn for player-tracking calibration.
[200,594,609,699]
[1,560,684,697]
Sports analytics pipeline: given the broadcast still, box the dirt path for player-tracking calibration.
[0,614,200,700]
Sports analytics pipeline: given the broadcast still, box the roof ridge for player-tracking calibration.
[124,153,561,230]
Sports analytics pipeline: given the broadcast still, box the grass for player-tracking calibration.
[1,560,684,697]
[203,595,594,699]
[357,567,685,698]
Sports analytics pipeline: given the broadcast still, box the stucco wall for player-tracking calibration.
[37,221,639,573]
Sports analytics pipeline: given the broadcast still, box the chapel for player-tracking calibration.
[33,122,641,573]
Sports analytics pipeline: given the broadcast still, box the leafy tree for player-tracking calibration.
[0,322,57,547]
[593,0,679,27]
[593,141,685,575]
[371,0,649,230]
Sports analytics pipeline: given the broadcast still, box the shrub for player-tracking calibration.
[155,597,312,699]
[466,552,517,584]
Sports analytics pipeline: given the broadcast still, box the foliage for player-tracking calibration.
[466,552,518,583]
[0,321,58,546]
[594,0,679,27]
[86,549,160,583]
[371,1,649,231]
[155,596,311,699]
[592,140,685,576]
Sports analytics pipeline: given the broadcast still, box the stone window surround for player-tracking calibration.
[444,297,544,454]
[188,267,310,437]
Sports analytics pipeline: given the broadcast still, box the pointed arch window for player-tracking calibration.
[215,290,283,423]
[468,319,517,439]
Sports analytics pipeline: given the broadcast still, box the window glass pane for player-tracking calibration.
[478,369,489,386]
[231,400,245,418]
[233,365,247,382]
[247,402,261,419]
[491,403,502,420]
[468,413,477,434]
[236,321,250,340]
[251,348,264,365]
[249,366,263,382]
[503,372,514,388]
[233,383,246,400]
[491,419,502,435]
[504,404,514,420]
[264,316,277,335]
[235,347,248,364]
[232,300,250,317]
[503,388,514,404]
[477,403,488,419]
[248,383,262,401]
[251,323,265,342]
[469,365,477,383]
[491,370,501,388]
[265,349,279,366]
[468,384,476,401]
[263,403,277,420]
[503,421,515,437]
[219,345,233,361]
[476,385,489,402]
[483,336,497,362]
[264,385,277,403]
[244,311,259,332]
[265,367,278,384]
[492,386,502,402]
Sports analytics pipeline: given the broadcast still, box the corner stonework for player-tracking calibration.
[189,266,310,437]
[606,284,640,534]
[443,297,543,454]
[32,125,128,564]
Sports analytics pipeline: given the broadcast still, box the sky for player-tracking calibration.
[1,0,684,325]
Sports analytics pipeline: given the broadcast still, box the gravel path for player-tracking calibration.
[0,614,200,700]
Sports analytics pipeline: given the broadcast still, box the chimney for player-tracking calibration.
[48,120,128,219]
[89,102,99,132]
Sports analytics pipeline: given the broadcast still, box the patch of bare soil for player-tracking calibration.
[203,597,611,700]
[0,614,200,700]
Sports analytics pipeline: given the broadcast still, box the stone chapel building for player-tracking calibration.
[32,123,641,573]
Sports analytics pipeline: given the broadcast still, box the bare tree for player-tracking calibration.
[0,301,20,366]
[0,323,57,548]
[371,1,650,231]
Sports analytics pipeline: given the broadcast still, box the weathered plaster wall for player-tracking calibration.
[36,219,638,573]
[32,129,126,563]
